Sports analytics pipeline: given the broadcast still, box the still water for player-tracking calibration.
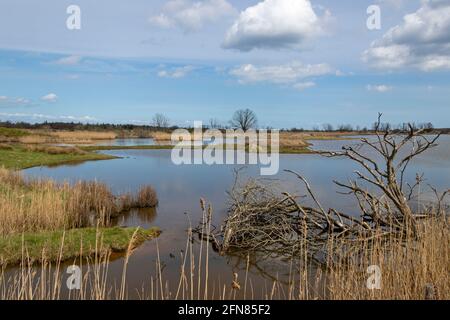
[21,135,450,298]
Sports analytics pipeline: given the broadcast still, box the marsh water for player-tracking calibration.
[19,135,450,298]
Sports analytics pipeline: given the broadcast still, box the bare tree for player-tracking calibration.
[322,123,334,132]
[230,109,257,131]
[152,113,170,128]
[208,118,221,129]
[195,114,447,261]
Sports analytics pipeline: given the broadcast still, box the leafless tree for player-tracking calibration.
[208,118,221,129]
[152,113,170,128]
[322,123,334,132]
[230,109,257,131]
[195,114,448,261]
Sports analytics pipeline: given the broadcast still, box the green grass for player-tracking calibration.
[0,145,116,169]
[0,127,29,138]
[0,227,160,266]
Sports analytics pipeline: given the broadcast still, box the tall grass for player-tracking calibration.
[0,167,158,236]
[46,131,117,142]
[23,145,87,155]
[0,214,447,300]
[0,129,117,144]
[0,169,447,300]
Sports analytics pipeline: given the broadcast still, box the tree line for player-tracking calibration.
[0,109,446,133]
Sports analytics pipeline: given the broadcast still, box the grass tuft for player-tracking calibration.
[0,227,160,266]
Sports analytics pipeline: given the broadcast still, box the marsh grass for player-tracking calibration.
[0,213,447,300]
[0,227,160,266]
[0,127,117,144]
[0,167,158,237]
[0,145,115,169]
[24,145,87,155]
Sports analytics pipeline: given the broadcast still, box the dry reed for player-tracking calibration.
[0,167,158,236]
[0,213,447,300]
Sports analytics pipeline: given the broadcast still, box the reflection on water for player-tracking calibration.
[20,135,450,298]
[92,138,156,146]
[111,207,158,228]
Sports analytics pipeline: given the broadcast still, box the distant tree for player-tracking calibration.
[322,123,334,132]
[208,118,221,129]
[152,113,170,128]
[230,109,258,131]
[337,124,353,132]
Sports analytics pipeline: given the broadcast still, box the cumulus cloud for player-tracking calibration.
[363,0,450,71]
[230,62,333,84]
[367,84,393,92]
[157,65,195,79]
[53,55,82,65]
[149,0,236,32]
[223,0,329,51]
[41,93,58,102]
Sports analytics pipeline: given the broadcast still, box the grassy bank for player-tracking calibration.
[0,227,160,266]
[0,167,160,266]
[0,144,115,170]
[0,167,158,236]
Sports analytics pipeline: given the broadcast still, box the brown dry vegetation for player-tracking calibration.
[151,131,173,142]
[45,130,117,142]
[24,145,87,155]
[0,204,445,300]
[0,167,158,237]
[0,129,117,144]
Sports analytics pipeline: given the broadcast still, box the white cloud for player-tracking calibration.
[0,96,33,106]
[367,84,393,92]
[230,61,333,84]
[149,0,236,32]
[0,112,96,122]
[150,14,174,29]
[223,0,329,51]
[157,65,195,78]
[363,0,450,71]
[53,55,82,65]
[41,93,58,102]
[15,97,31,104]
[293,81,316,91]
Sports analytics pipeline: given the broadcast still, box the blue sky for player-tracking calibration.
[0,0,449,128]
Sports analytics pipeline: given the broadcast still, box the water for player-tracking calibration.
[91,138,156,146]
[19,135,450,298]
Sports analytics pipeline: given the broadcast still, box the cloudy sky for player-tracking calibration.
[0,0,449,128]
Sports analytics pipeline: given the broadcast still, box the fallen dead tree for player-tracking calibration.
[194,114,449,263]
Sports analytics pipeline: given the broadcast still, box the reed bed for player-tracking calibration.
[46,130,117,142]
[0,199,446,300]
[24,145,87,155]
[0,167,158,237]
[151,131,172,142]
[0,130,117,144]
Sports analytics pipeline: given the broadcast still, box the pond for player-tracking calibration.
[19,135,450,299]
